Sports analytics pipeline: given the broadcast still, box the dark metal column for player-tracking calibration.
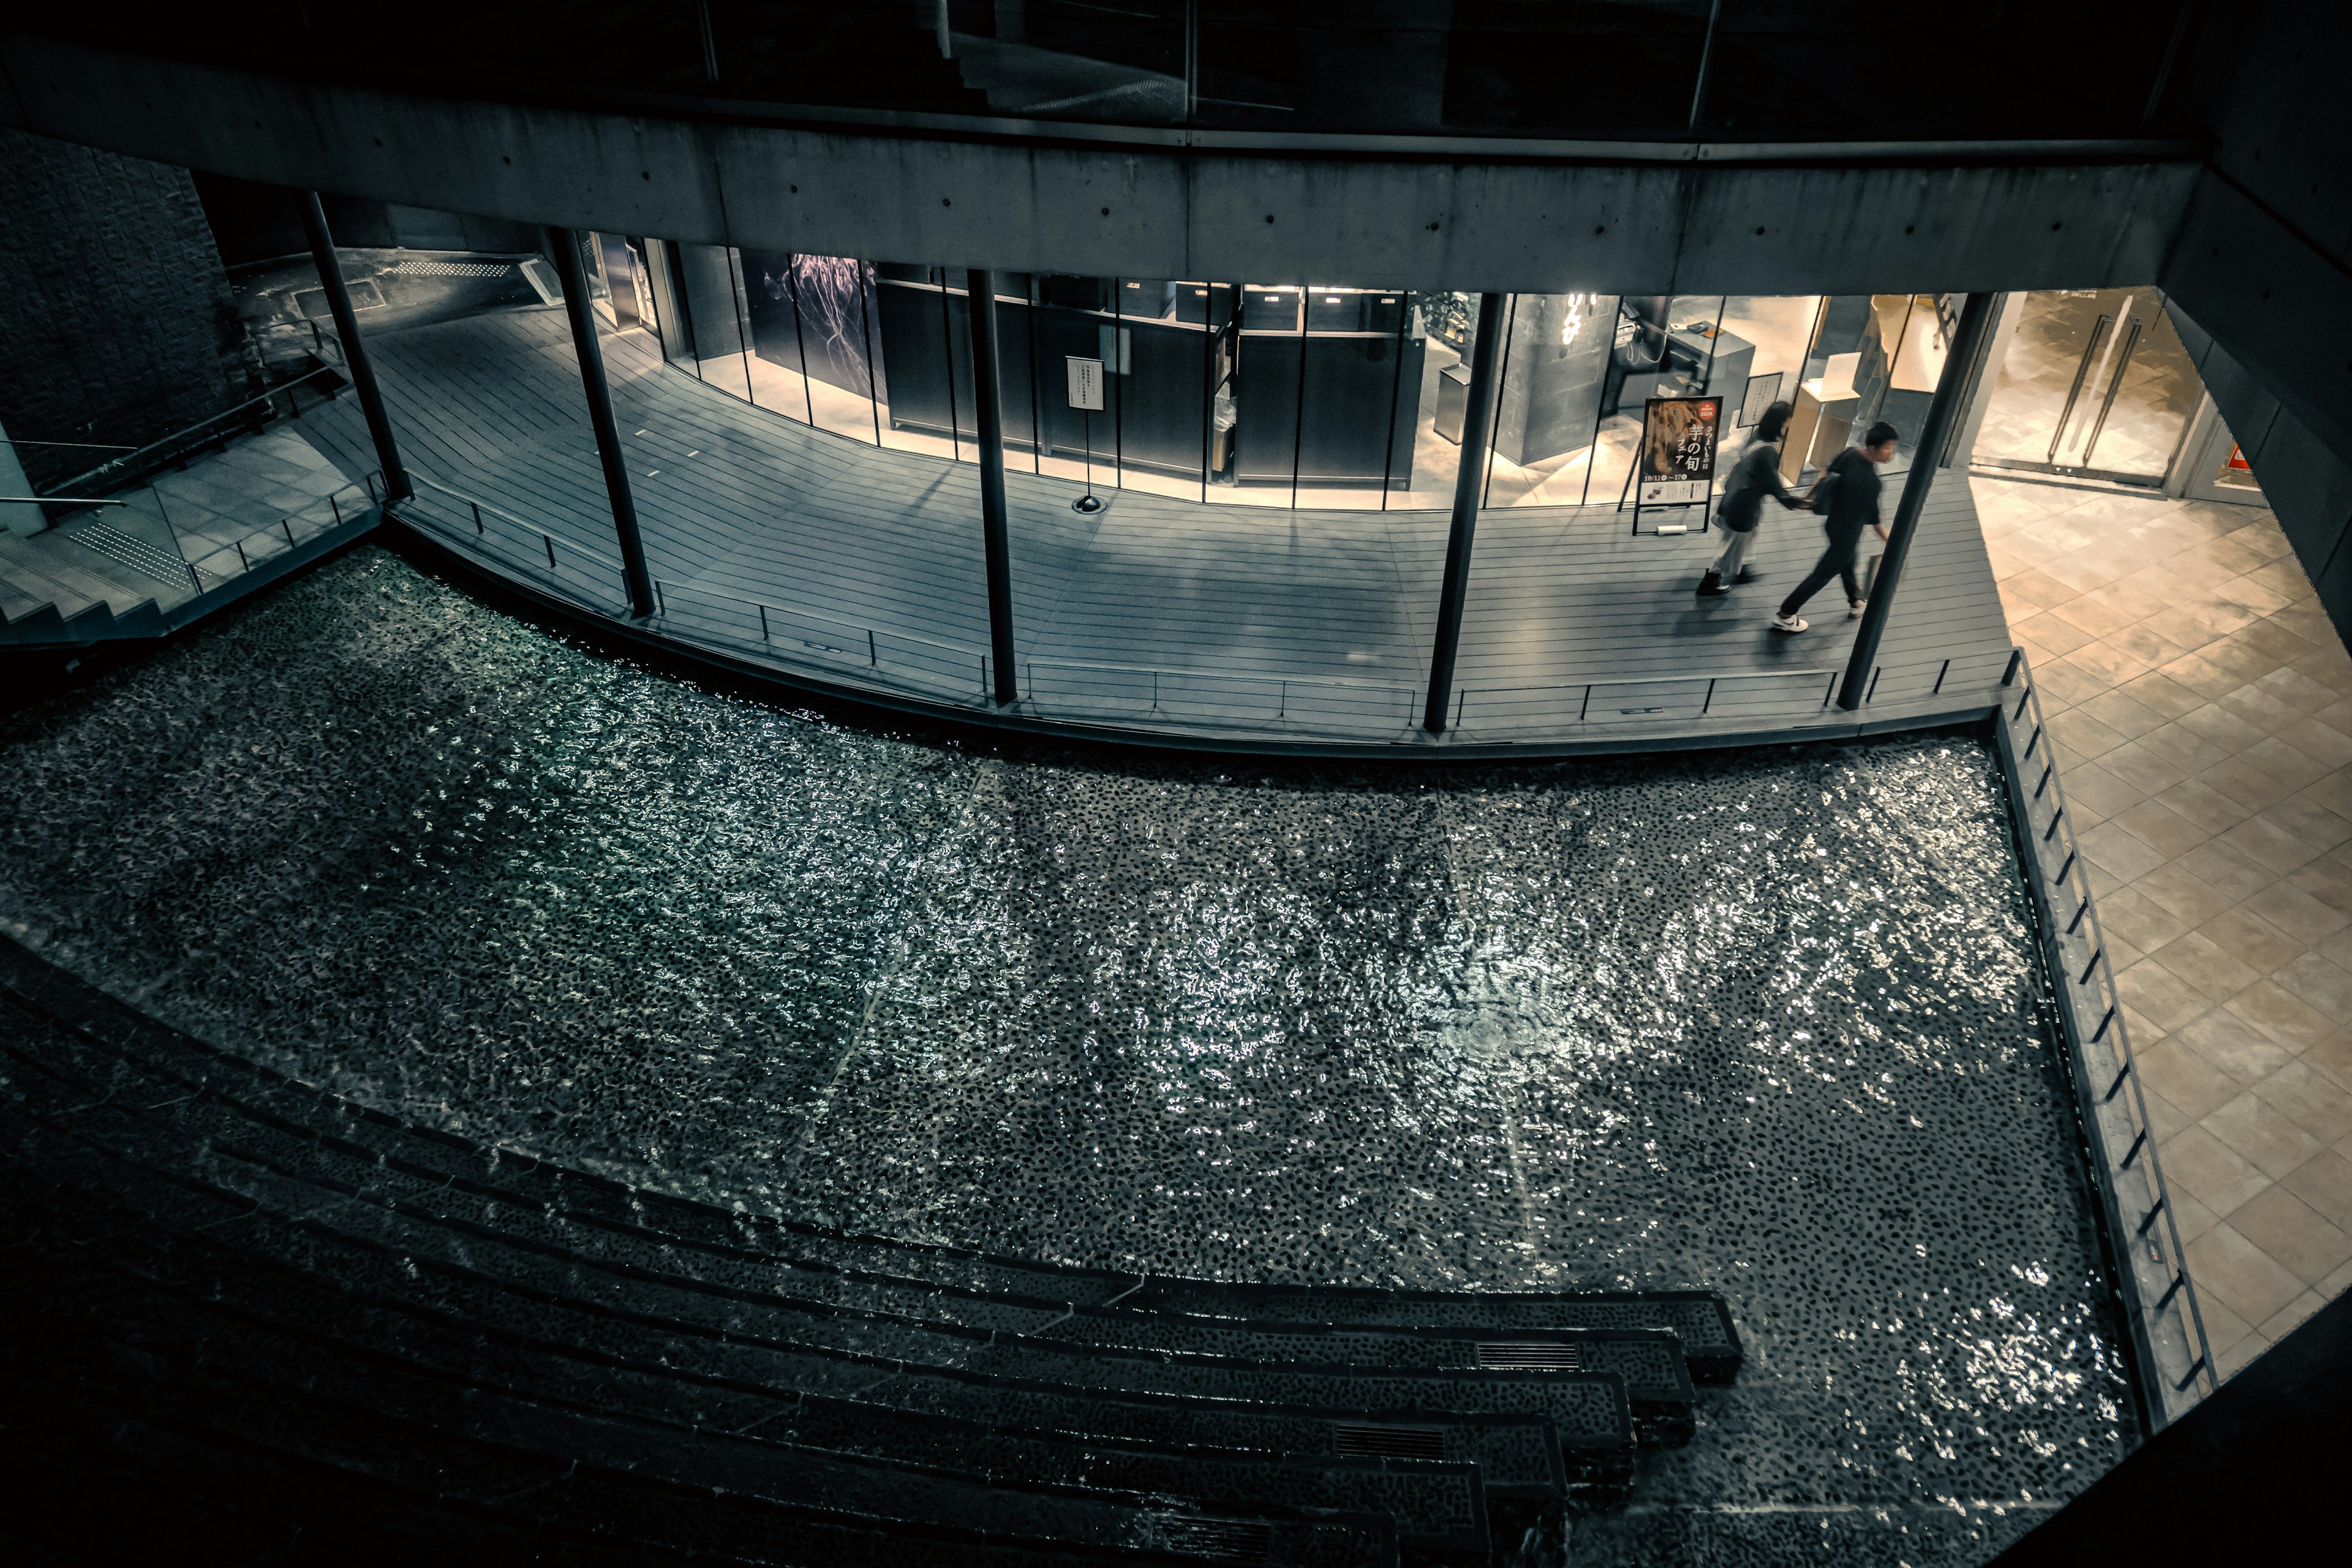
[1422,293,1506,735]
[967,268,1019,705]
[1836,290,1999,712]
[297,192,410,502]
[546,226,657,619]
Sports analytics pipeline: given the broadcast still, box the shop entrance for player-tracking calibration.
[1974,288,2203,485]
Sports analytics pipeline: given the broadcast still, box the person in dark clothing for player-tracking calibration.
[1697,400,1804,596]
[1771,420,1898,634]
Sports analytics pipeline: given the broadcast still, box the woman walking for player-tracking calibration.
[1696,399,1803,596]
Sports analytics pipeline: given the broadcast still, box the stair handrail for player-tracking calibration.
[49,360,350,501]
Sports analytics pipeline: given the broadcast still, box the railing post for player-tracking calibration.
[296,192,410,502]
[547,225,657,619]
[1837,291,1997,710]
[1423,293,1505,734]
[967,268,1019,706]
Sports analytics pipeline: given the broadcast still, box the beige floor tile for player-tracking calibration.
[2242,737,2335,792]
[2032,657,2120,712]
[2255,665,2346,714]
[2000,566,2081,612]
[2225,1184,2352,1286]
[2135,722,2235,777]
[2173,1008,2296,1086]
[2112,799,2212,860]
[2256,1291,2327,1342]
[2293,769,2352,820]
[2203,1092,2329,1180]
[2188,1286,2258,1357]
[2158,650,2255,701]
[2216,683,2308,737]
[2139,1083,2196,1142]
[2280,1147,2352,1230]
[2175,703,2275,754]
[2116,670,2207,722]
[2161,1124,2275,1216]
[2094,884,2195,954]
[2169,839,2278,907]
[2250,1060,2352,1144]
[2104,932,2146,973]
[2185,1220,2310,1324]
[2132,863,2241,928]
[2014,611,2098,657]
[2167,1186,2222,1246]
[2215,812,2332,878]
[2285,850,2352,916]
[2066,638,2162,687]
[2274,720,2352,772]
[2135,1038,2252,1121]
[2072,688,2173,742]
[2313,697,2352,737]
[2242,880,2352,946]
[2201,906,2305,974]
[2302,1031,2352,1094]
[2124,955,2236,1025]
[2192,755,2301,815]
[2271,953,2352,1028]
[2049,592,2146,640]
[2099,744,2193,801]
[2079,823,2173,885]
[2214,1329,2273,1380]
[2223,979,2342,1054]
[2154,778,2261,839]
[2054,760,2147,820]
[2147,932,2262,1003]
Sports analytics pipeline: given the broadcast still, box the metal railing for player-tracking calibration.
[391,471,2026,745]
[51,349,347,502]
[1997,650,2217,1427]
[173,470,385,594]
[1452,647,2015,738]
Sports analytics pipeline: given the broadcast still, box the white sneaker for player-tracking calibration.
[1771,612,1808,633]
[1848,598,1867,619]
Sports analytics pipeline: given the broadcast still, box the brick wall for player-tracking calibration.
[0,128,251,488]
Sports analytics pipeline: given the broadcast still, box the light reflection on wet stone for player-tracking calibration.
[0,546,2129,1566]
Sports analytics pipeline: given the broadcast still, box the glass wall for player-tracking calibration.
[636,240,1471,513]
[1975,288,2203,485]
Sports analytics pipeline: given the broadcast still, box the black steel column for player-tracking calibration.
[298,192,410,502]
[967,268,1019,705]
[1423,293,1506,735]
[547,227,657,619]
[1837,290,1999,712]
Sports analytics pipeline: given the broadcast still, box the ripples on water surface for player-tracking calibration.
[0,546,2129,1564]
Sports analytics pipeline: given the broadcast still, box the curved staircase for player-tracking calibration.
[0,938,1741,1566]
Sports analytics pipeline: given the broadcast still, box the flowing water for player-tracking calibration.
[0,544,2130,1564]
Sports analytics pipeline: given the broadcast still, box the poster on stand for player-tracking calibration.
[1637,395,1721,506]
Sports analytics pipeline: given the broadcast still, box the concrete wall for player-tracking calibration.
[0,125,249,488]
[0,34,2196,300]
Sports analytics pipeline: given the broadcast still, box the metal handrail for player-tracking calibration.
[181,470,383,593]
[53,360,349,499]
[2000,650,2218,1421]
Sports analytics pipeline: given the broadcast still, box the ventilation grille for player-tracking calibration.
[391,260,514,278]
[1332,1422,1448,1461]
[1147,1517,1276,1562]
[1477,1340,1584,1370]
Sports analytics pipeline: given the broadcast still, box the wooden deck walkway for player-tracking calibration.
[303,307,2016,748]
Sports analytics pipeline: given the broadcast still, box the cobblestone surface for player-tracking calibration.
[0,545,2133,1564]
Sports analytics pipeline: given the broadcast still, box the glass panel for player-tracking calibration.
[1393,292,1476,511]
[674,243,756,402]
[791,255,884,445]
[1219,282,1304,507]
[1482,293,1618,508]
[873,264,969,460]
[737,249,815,423]
[1104,278,1212,501]
[1975,288,2199,482]
[1294,285,1409,511]
[1028,274,1122,491]
[1702,0,2175,141]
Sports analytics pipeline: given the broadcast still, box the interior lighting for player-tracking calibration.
[1561,293,1589,348]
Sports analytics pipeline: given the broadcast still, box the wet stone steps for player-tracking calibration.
[0,943,1749,1557]
[0,934,1740,1401]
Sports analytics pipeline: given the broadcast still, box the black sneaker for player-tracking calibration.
[1696,571,1728,597]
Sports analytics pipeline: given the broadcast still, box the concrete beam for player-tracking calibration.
[1,34,2196,296]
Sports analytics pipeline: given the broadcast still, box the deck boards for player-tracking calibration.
[314,307,2015,747]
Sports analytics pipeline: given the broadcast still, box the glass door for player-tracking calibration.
[1975,288,2203,484]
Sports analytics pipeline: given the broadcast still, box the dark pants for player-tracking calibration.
[1779,530,1864,618]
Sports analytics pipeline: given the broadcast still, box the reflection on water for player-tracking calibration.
[0,545,2128,1565]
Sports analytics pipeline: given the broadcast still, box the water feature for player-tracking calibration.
[0,543,2130,1564]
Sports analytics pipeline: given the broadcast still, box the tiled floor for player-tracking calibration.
[1982,472,2352,1379]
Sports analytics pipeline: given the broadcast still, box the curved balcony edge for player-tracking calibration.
[379,505,2015,764]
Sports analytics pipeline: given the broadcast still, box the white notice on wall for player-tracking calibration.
[1066,356,1106,412]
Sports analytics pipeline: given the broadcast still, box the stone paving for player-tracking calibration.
[1983,472,2352,1378]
